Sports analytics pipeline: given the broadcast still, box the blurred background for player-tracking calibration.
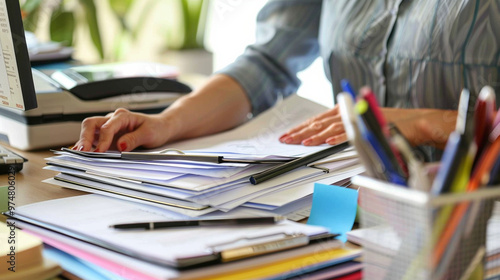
[20,0,332,107]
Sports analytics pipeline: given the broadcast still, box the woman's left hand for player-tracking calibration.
[279,104,347,146]
[279,104,457,149]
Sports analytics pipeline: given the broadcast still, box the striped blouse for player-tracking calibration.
[219,0,500,116]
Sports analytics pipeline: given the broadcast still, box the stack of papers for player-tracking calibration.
[10,195,362,280]
[13,95,366,279]
[43,95,364,218]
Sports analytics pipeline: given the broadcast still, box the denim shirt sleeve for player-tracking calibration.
[217,0,322,116]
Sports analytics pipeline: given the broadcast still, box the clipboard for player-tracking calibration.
[58,148,297,164]
[5,212,339,269]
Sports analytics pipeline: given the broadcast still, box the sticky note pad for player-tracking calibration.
[307,183,358,242]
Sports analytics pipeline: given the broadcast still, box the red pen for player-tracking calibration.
[473,86,496,160]
[360,87,408,177]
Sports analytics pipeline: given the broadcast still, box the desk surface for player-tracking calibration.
[1,146,85,207]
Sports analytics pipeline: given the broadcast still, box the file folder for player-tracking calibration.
[4,195,340,269]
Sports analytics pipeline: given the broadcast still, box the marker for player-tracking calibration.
[356,99,407,184]
[430,89,473,195]
[341,79,357,100]
[361,123,407,186]
[110,216,284,230]
[360,87,408,176]
[473,86,496,162]
[337,93,383,178]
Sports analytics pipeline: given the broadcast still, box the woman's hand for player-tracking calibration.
[383,108,457,149]
[279,104,347,146]
[73,108,173,152]
[279,104,457,149]
[73,74,251,152]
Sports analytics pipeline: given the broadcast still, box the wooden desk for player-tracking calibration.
[0,146,85,207]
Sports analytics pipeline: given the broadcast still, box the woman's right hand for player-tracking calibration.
[72,74,252,153]
[73,108,173,152]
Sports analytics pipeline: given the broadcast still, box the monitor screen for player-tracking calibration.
[0,0,36,111]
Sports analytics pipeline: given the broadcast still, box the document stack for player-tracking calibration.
[6,95,365,279]
[43,94,363,219]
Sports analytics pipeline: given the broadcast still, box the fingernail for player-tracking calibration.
[71,145,77,150]
[78,145,84,151]
[279,135,288,142]
[326,137,336,145]
[302,139,312,146]
[94,148,100,153]
[284,137,293,144]
[119,142,127,152]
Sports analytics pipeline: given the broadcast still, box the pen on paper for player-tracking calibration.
[249,142,350,185]
[110,216,284,230]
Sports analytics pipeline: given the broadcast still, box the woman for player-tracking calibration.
[74,0,500,154]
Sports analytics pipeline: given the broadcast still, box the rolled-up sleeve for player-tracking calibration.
[217,0,322,116]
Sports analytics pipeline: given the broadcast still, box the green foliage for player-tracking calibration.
[50,8,75,46]
[79,0,104,59]
[20,0,207,61]
[179,0,205,49]
[20,0,42,32]
[21,0,104,59]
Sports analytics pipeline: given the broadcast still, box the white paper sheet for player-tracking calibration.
[15,195,329,266]
[159,94,330,156]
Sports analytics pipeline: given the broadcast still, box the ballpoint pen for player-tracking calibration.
[248,142,350,185]
[110,216,284,230]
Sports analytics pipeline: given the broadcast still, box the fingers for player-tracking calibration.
[279,106,340,142]
[94,108,136,152]
[73,108,148,152]
[116,121,159,152]
[73,116,109,151]
[280,114,344,146]
[301,121,346,146]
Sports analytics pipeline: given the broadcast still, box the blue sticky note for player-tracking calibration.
[307,183,358,242]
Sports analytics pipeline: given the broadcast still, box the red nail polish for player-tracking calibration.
[94,149,100,153]
[302,139,312,146]
[119,142,127,152]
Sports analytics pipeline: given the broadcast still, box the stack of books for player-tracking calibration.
[0,221,61,280]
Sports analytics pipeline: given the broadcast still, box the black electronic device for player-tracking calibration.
[0,2,192,151]
[0,0,37,172]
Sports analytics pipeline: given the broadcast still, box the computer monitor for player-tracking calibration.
[0,0,37,111]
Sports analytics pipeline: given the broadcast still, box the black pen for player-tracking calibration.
[249,142,350,185]
[110,216,284,230]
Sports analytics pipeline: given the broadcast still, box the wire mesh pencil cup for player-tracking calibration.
[352,175,500,280]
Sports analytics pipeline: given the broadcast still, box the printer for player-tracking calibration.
[0,64,192,150]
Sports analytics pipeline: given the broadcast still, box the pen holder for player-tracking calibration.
[352,175,500,280]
